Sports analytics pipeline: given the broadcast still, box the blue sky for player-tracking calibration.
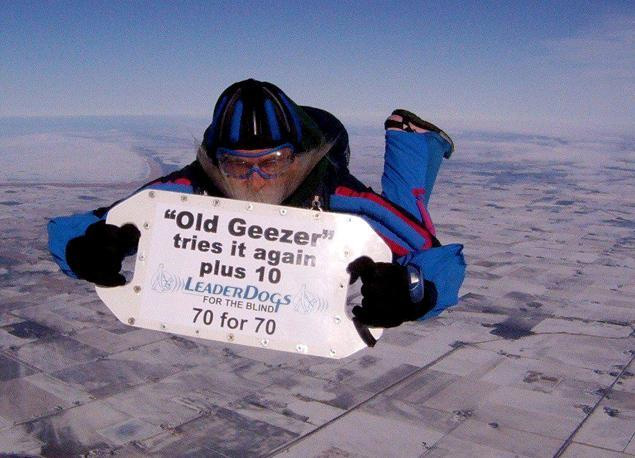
[1,1,633,134]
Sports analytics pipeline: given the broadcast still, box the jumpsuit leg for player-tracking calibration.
[381,130,452,230]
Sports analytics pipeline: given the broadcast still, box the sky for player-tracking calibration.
[1,0,633,135]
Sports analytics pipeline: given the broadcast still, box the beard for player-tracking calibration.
[218,175,290,204]
[197,142,332,205]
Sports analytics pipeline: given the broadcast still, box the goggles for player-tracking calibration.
[216,143,295,179]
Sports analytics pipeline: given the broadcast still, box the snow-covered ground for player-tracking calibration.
[0,116,633,456]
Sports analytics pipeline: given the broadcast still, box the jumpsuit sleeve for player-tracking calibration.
[47,211,103,278]
[396,244,466,319]
[47,166,198,278]
[330,188,466,320]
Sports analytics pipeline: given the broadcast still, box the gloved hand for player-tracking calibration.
[66,221,140,287]
[347,256,436,328]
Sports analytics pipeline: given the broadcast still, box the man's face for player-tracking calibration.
[215,146,306,204]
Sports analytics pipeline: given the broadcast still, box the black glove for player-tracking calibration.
[66,221,140,287]
[347,256,436,328]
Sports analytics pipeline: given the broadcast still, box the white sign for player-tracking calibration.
[97,189,391,358]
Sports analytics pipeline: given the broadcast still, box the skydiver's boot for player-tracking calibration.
[385,109,454,158]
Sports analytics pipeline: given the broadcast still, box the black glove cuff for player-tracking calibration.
[407,280,438,321]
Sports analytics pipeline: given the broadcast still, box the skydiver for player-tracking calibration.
[48,79,465,329]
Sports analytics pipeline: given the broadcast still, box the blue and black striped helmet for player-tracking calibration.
[202,79,323,161]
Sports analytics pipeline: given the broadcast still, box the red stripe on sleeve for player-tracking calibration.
[379,235,410,257]
[335,186,433,248]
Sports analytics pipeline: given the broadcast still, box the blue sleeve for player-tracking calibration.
[330,191,466,319]
[397,244,466,319]
[47,180,196,278]
[47,211,103,277]
[330,193,428,251]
